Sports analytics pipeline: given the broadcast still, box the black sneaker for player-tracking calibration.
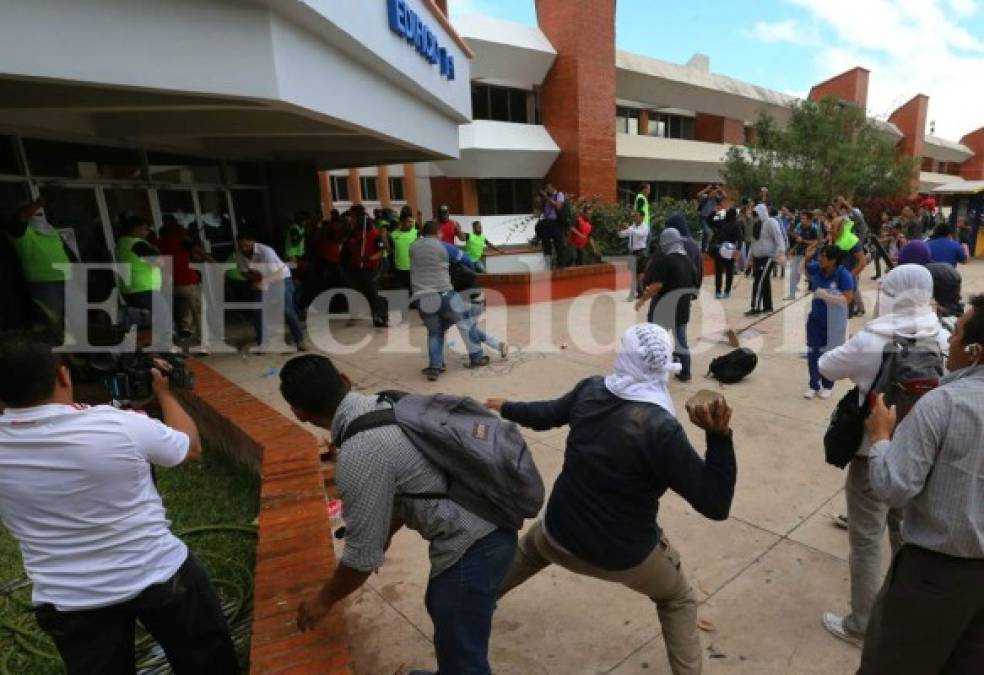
[675,373,692,383]
[421,365,446,375]
[423,368,441,382]
[744,309,762,316]
[466,355,491,368]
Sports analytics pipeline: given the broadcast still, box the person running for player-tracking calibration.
[817,264,949,649]
[280,354,516,675]
[712,207,742,299]
[462,221,502,273]
[486,323,737,675]
[803,244,854,399]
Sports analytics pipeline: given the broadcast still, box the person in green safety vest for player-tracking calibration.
[634,183,651,227]
[284,211,310,268]
[3,199,75,343]
[389,208,418,291]
[462,221,502,273]
[115,213,167,330]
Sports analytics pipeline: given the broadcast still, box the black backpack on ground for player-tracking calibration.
[707,348,758,384]
[823,337,944,469]
[336,392,545,530]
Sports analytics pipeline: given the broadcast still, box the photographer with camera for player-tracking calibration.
[0,331,239,674]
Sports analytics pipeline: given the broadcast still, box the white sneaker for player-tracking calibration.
[804,389,818,399]
[822,612,864,648]
[818,387,834,400]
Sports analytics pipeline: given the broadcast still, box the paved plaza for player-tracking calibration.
[208,260,983,675]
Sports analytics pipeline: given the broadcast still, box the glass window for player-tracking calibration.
[615,107,640,135]
[330,175,350,202]
[0,181,30,221]
[0,136,21,175]
[389,176,405,201]
[232,189,268,257]
[360,176,378,202]
[104,189,152,237]
[198,190,234,258]
[24,138,142,180]
[471,84,490,121]
[489,87,509,122]
[509,89,528,124]
[147,152,222,185]
[227,161,264,185]
[476,179,535,215]
[477,180,496,215]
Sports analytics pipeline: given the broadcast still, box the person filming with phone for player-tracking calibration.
[0,332,239,674]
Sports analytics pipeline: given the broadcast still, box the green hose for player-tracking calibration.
[0,523,258,675]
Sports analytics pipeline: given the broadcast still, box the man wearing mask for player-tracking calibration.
[858,295,984,674]
[3,199,74,342]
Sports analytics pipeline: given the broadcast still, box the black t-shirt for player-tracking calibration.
[643,253,698,328]
[926,262,963,316]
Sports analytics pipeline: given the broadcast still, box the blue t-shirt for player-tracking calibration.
[927,237,966,267]
[806,261,854,346]
[441,241,474,269]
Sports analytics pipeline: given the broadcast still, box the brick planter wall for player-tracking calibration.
[187,361,353,675]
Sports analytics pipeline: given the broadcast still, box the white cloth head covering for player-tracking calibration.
[604,323,682,415]
[866,264,941,340]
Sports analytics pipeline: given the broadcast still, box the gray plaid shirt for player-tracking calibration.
[331,393,496,577]
[869,365,984,558]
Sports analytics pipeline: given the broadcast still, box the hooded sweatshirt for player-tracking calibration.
[819,265,949,456]
[662,214,703,287]
[749,204,786,260]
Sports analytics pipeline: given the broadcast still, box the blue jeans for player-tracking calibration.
[418,292,497,369]
[253,277,304,346]
[422,528,518,675]
[674,323,691,378]
[807,346,833,391]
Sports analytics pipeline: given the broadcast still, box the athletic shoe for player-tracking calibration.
[818,387,834,400]
[744,309,762,317]
[822,613,864,649]
[723,292,731,299]
[421,365,446,375]
[803,389,818,399]
[674,373,692,383]
[467,355,491,368]
[423,368,440,382]
[499,342,510,359]
[714,292,723,299]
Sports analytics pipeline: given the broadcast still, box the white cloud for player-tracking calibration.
[788,0,984,139]
[949,0,977,18]
[745,18,801,43]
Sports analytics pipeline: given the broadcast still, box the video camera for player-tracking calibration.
[92,351,195,406]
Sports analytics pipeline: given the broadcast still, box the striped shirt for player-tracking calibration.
[331,393,495,577]
[869,365,984,558]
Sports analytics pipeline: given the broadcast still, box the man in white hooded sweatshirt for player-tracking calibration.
[746,203,787,315]
[817,264,949,648]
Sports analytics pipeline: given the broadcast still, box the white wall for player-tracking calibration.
[452,213,537,247]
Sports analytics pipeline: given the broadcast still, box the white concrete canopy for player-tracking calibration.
[919,171,958,193]
[0,0,473,168]
[923,135,974,163]
[616,134,729,182]
[931,179,984,195]
[434,121,559,178]
[454,14,556,90]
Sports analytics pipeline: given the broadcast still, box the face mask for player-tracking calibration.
[29,209,56,235]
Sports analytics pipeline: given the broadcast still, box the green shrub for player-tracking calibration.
[577,196,702,256]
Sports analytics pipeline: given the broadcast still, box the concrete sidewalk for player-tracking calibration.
[206,260,982,674]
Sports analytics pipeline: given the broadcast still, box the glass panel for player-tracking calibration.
[389,177,405,201]
[489,87,509,122]
[0,136,21,175]
[680,117,694,140]
[227,161,263,185]
[471,84,489,121]
[158,190,198,239]
[514,180,534,214]
[147,151,222,185]
[103,189,152,238]
[495,180,513,215]
[198,190,234,258]
[24,138,142,180]
[477,180,496,215]
[231,189,267,259]
[360,176,378,202]
[331,175,350,202]
[0,181,30,221]
[509,89,528,123]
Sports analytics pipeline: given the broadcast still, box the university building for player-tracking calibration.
[331,0,984,244]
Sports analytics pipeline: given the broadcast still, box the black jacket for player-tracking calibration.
[501,377,736,571]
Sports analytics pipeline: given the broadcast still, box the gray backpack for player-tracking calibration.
[336,391,545,530]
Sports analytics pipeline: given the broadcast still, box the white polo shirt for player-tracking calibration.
[244,242,291,289]
[0,403,190,610]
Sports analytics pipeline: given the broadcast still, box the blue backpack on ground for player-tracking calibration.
[336,391,545,530]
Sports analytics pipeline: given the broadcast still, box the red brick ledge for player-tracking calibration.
[188,361,353,675]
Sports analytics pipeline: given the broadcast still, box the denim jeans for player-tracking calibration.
[422,528,518,675]
[418,291,496,369]
[806,346,833,391]
[674,323,691,378]
[253,277,304,346]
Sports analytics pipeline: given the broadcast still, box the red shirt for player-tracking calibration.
[312,222,342,263]
[344,226,384,271]
[156,232,200,287]
[569,216,592,250]
[439,218,460,244]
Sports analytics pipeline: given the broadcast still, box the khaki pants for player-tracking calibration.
[173,284,202,343]
[500,521,701,675]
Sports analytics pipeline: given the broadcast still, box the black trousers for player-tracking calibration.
[869,235,893,279]
[713,253,735,294]
[859,545,984,675]
[539,220,567,268]
[750,256,774,311]
[34,553,239,675]
[346,267,387,326]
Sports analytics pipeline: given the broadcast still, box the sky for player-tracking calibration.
[449,0,984,141]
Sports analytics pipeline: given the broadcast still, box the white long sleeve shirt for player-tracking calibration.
[618,223,649,253]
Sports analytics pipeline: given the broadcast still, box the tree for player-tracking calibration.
[722,97,918,207]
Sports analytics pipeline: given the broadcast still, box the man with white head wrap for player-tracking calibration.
[486,324,737,675]
[817,264,950,649]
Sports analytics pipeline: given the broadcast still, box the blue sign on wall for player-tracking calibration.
[387,0,455,81]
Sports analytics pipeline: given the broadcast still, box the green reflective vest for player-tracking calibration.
[390,228,418,271]
[9,226,71,283]
[116,236,162,294]
[634,193,650,225]
[463,232,488,262]
[835,219,860,252]
[225,253,246,281]
[285,224,305,259]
